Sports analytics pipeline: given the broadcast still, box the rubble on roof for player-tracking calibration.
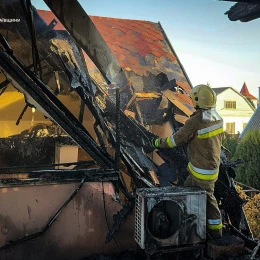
[36,10,194,126]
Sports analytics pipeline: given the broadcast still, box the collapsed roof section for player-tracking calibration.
[0,0,194,189]
[36,9,195,126]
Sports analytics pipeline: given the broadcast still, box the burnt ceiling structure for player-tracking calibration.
[0,0,195,188]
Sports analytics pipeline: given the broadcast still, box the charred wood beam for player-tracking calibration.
[43,0,122,83]
[105,96,156,147]
[78,98,85,123]
[229,224,258,253]
[20,0,43,80]
[115,88,121,172]
[0,79,10,95]
[0,5,69,86]
[78,46,115,147]
[0,49,114,168]
[105,200,135,243]
[27,53,51,70]
[15,103,29,125]
[0,79,10,90]
[93,121,107,151]
[0,169,118,187]
[76,88,115,148]
[121,148,154,188]
[251,240,260,259]
[0,160,96,173]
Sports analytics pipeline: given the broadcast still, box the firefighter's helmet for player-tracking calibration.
[190,84,217,109]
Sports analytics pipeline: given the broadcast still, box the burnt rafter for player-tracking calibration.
[43,0,122,83]
[0,49,114,169]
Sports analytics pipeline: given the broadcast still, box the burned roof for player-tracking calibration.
[37,9,194,124]
[37,10,191,91]
[240,104,260,138]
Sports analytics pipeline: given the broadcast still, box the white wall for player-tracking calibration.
[222,116,251,135]
[215,88,255,134]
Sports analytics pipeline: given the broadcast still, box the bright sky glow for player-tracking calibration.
[33,0,260,98]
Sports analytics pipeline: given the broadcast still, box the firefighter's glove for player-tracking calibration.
[142,138,159,154]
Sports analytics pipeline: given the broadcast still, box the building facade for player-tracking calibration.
[212,87,255,135]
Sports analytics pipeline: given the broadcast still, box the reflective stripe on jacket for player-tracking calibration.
[157,109,223,181]
[207,218,223,230]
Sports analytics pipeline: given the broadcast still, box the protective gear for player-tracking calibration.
[156,108,223,235]
[142,138,158,153]
[156,109,223,181]
[190,84,217,109]
[184,175,222,238]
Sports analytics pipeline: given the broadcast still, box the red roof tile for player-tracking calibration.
[240,82,257,100]
[37,10,66,30]
[37,10,191,92]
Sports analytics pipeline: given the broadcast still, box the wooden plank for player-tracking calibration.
[162,89,194,117]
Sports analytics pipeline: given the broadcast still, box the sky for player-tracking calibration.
[33,0,260,98]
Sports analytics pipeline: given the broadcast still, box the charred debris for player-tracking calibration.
[0,0,259,259]
[221,0,260,22]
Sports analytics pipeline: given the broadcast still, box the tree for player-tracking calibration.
[246,97,256,109]
[222,132,239,159]
[233,129,260,189]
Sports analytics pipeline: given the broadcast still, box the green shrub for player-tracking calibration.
[233,129,260,189]
[222,132,239,159]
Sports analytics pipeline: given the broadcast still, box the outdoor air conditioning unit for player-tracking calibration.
[135,186,207,253]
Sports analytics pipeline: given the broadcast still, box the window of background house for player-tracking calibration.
[224,101,236,109]
[226,122,235,134]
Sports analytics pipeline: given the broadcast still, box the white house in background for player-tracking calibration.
[212,87,255,135]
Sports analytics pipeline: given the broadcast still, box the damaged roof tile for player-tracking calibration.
[36,10,193,120]
[37,10,189,83]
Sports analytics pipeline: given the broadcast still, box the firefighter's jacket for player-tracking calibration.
[157,108,223,181]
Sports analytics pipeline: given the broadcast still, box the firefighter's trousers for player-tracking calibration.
[184,174,222,237]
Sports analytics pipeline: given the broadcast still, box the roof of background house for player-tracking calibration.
[240,104,260,138]
[212,86,255,110]
[240,82,257,100]
[212,87,229,95]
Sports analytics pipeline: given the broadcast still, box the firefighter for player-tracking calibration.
[144,84,223,239]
